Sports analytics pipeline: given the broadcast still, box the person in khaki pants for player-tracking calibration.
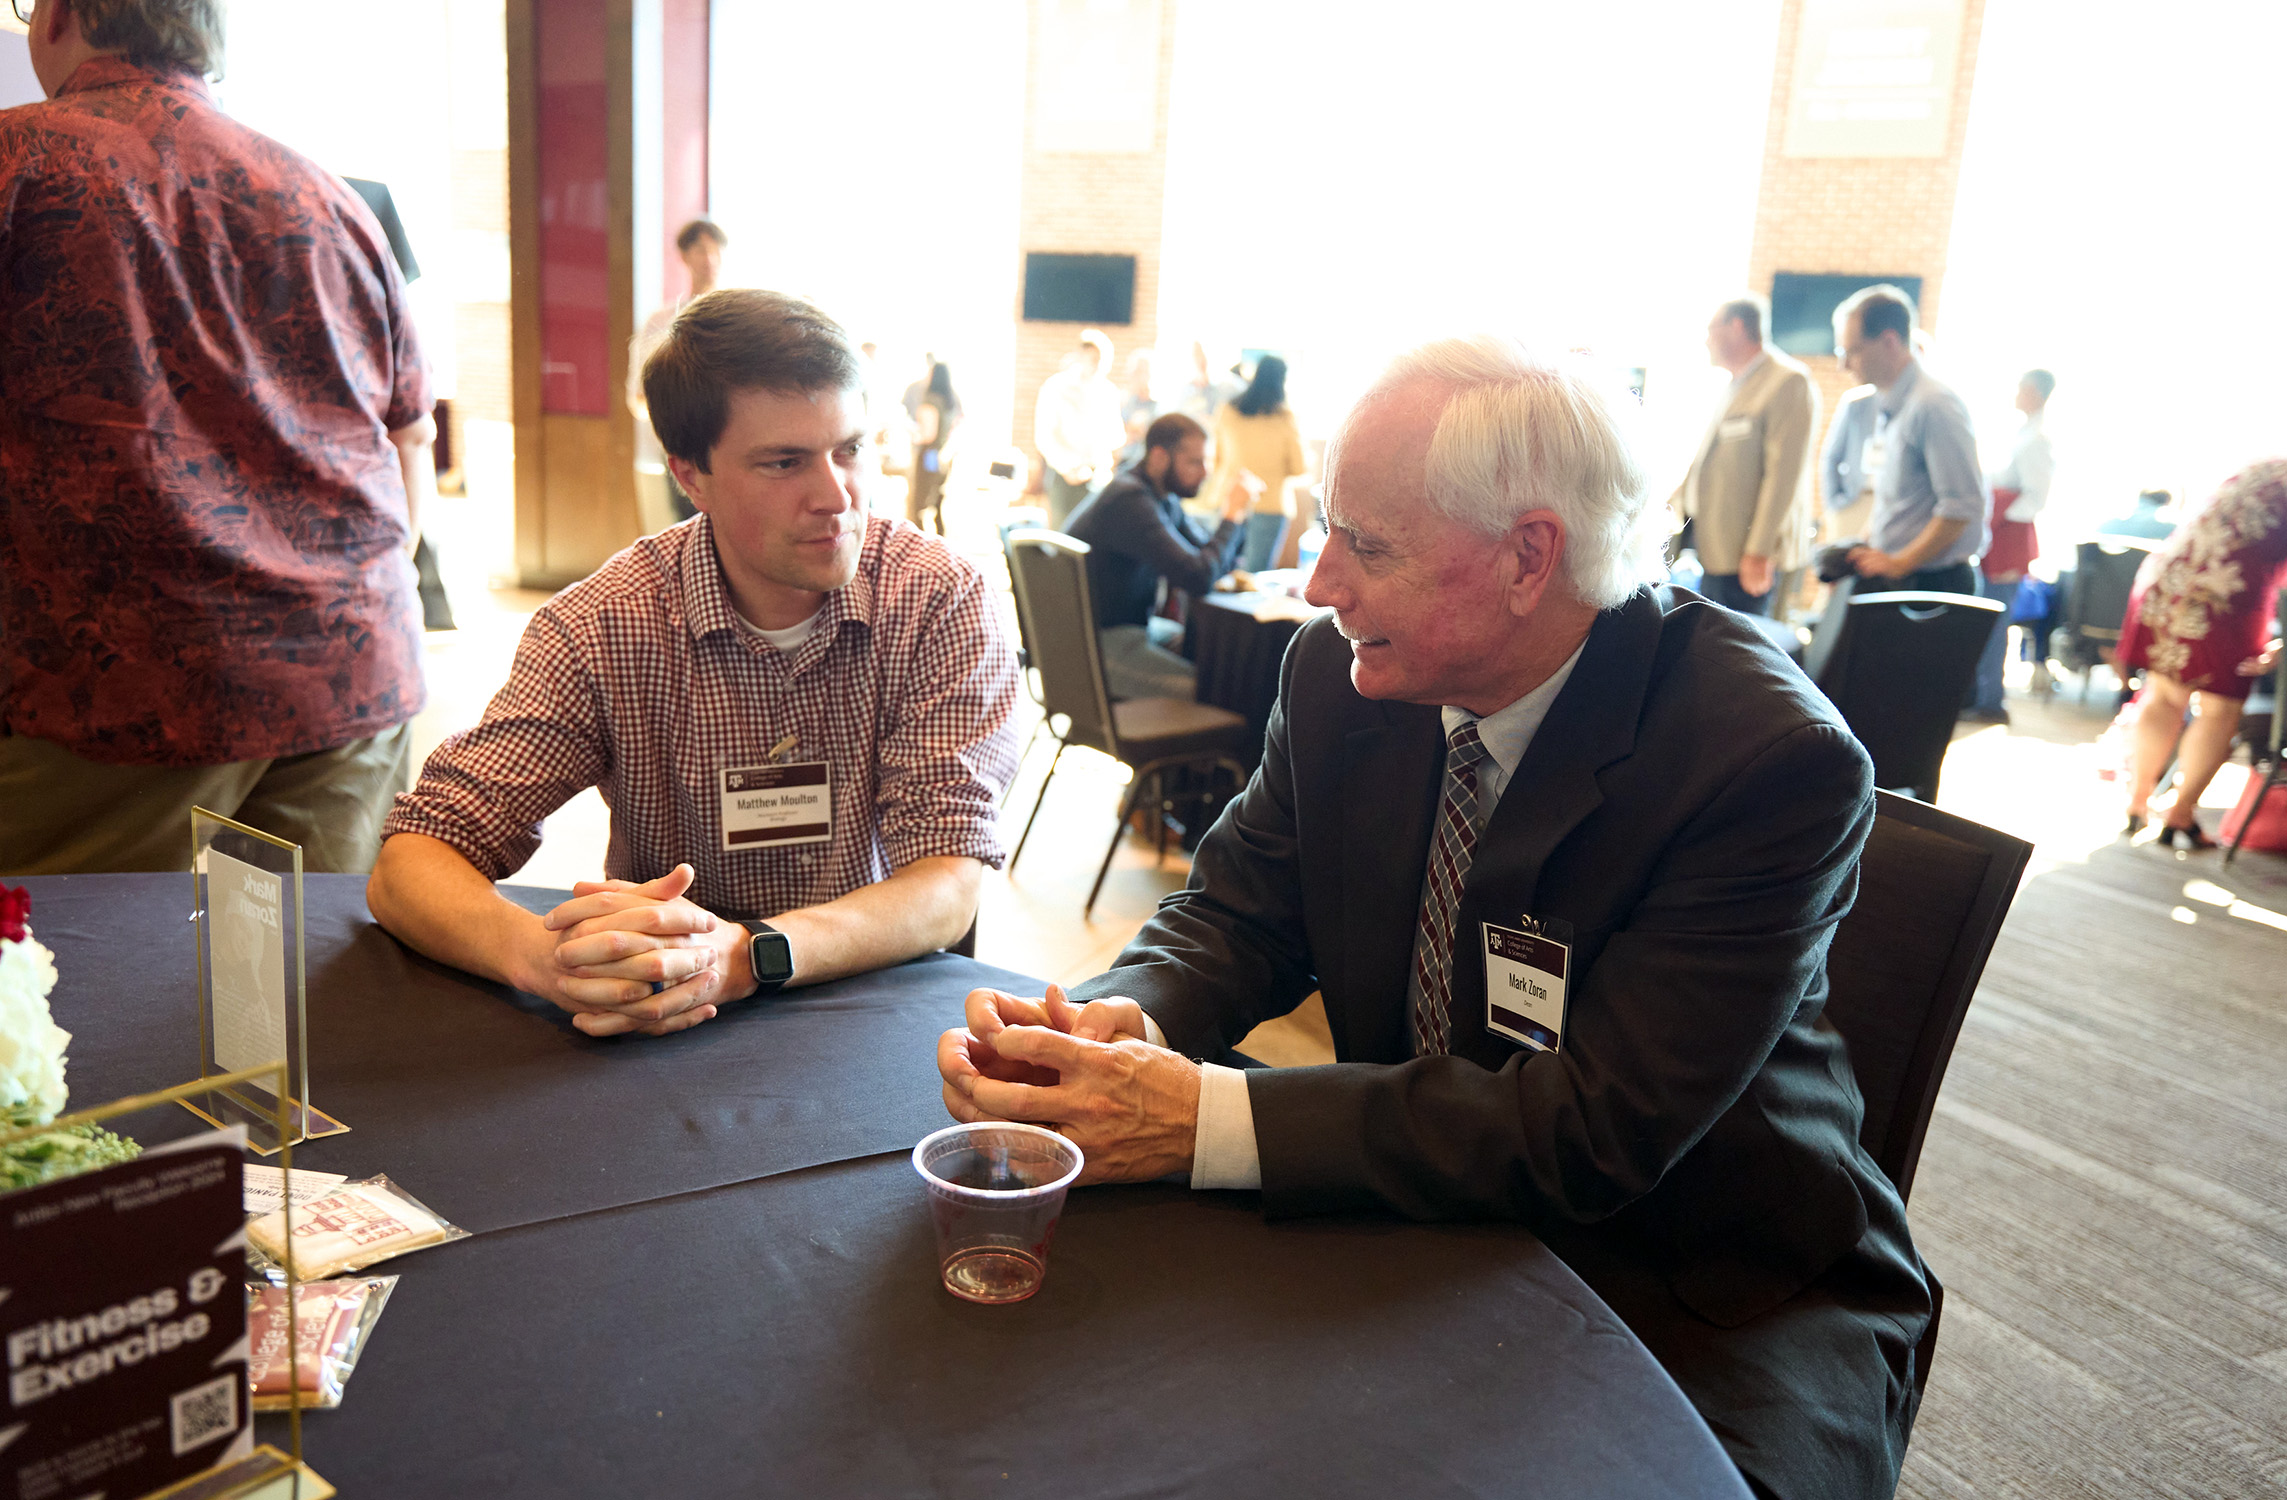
[1669,296,1821,616]
[0,0,433,875]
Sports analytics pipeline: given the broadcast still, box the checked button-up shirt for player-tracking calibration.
[383,514,1022,921]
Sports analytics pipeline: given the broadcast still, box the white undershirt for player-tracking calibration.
[733,605,824,654]
[1168,641,1588,1191]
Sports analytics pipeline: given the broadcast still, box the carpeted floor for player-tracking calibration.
[1896,827,2287,1498]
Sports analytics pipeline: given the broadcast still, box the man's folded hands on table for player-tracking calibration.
[539,863,746,1038]
[937,985,1202,1186]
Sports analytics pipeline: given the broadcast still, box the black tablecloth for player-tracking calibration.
[23,873,1024,1233]
[19,872,1747,1498]
[1189,592,1324,760]
[257,1154,1746,1499]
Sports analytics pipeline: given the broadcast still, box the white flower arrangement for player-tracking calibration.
[1,889,140,1191]
[0,925,69,1124]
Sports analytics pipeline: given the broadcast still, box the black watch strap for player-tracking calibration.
[740,919,794,995]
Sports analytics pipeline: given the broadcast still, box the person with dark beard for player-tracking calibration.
[1063,413,1248,702]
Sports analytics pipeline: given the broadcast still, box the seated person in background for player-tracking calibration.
[1063,413,1249,702]
[940,338,1932,1499]
[2098,487,2177,541]
[369,290,1021,1038]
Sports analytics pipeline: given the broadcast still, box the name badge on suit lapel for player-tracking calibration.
[1717,416,1755,442]
[1483,914,1572,1053]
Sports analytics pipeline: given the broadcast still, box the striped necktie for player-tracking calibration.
[1410,718,1491,1057]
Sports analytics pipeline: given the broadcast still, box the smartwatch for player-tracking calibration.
[740,920,794,996]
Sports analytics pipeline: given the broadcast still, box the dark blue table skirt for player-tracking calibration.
[21,872,1024,1233]
[18,871,1745,1498]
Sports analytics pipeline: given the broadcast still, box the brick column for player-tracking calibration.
[1008,0,1177,474]
[1745,0,1990,419]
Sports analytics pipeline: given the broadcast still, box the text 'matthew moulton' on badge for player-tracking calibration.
[720,763,832,851]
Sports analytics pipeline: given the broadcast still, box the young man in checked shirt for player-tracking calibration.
[367,291,1021,1038]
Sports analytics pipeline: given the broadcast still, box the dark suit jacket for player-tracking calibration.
[1070,587,1931,1485]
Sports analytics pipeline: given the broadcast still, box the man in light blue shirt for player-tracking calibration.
[1835,286,1988,594]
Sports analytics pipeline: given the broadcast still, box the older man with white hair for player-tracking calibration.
[938,337,1935,1498]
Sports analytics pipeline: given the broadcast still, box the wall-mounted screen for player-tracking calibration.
[1022,252,1137,325]
[1770,272,1925,357]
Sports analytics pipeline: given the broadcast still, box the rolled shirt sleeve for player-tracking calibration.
[1919,393,1990,526]
[872,565,1023,872]
[380,610,609,878]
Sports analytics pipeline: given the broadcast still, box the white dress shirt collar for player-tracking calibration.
[1440,637,1589,810]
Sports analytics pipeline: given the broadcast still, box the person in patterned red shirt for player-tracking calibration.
[0,0,438,875]
[368,290,1021,1039]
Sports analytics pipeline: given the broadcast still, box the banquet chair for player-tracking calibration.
[2059,538,2157,701]
[1002,530,1254,916]
[1822,790,2032,1396]
[1803,582,2004,802]
[2224,587,2287,866]
[993,532,1053,806]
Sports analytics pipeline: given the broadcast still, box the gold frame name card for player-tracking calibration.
[184,811,347,1155]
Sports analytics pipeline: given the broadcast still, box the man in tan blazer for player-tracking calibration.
[1670,296,1821,617]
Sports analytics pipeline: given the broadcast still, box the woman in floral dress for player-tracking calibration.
[2118,459,2287,847]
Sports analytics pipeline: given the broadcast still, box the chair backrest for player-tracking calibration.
[1003,529,1120,758]
[2253,586,2287,757]
[2272,588,2287,756]
[1823,791,2031,1202]
[1807,587,2003,799]
[2067,538,2156,642]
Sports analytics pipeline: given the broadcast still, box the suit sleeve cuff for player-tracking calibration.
[1190,1063,1262,1191]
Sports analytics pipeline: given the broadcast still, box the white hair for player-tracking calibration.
[1354,336,1660,610]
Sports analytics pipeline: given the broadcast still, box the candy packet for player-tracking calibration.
[246,1174,467,1281]
[245,1276,398,1412]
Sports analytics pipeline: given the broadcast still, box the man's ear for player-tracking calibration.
[666,455,709,511]
[1504,510,1568,618]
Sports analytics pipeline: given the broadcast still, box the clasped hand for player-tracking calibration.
[534,864,746,1038]
[936,985,1201,1186]
[1846,544,1907,579]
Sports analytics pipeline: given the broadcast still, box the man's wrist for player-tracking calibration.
[720,919,759,999]
[735,918,793,997]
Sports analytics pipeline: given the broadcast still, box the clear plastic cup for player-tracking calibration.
[912,1122,1084,1304]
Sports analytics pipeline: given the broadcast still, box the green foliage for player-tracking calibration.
[1,1106,142,1193]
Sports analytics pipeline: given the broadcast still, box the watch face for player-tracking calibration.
[750,929,795,986]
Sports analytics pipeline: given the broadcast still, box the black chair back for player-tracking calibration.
[1004,530,1119,759]
[1806,586,2003,801]
[2225,588,2287,866]
[1823,791,2031,1203]
[2064,538,2156,657]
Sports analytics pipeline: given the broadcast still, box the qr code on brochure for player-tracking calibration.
[170,1373,240,1455]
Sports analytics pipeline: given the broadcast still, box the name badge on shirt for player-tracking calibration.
[1483,915,1572,1054]
[720,762,831,852]
[1718,416,1755,442]
[1861,430,1888,474]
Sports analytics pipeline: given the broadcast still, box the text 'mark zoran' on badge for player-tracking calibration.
[720,762,832,852]
[1483,920,1569,1054]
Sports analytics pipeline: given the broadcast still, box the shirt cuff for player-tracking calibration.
[1191,1063,1263,1191]
[1135,1013,1262,1190]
